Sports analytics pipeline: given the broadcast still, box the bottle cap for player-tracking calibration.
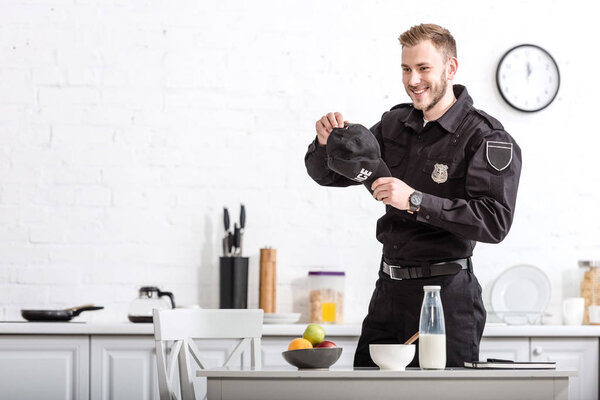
[423,285,441,291]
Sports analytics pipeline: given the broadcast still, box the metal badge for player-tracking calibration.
[431,163,448,184]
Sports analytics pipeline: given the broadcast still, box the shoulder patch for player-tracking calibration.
[390,103,413,111]
[474,108,504,130]
[486,141,513,171]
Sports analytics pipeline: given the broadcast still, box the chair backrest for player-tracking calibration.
[153,308,264,400]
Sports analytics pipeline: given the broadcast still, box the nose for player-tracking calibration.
[407,71,421,87]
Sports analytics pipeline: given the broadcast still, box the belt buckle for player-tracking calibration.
[388,265,403,280]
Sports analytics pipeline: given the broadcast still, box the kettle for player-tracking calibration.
[128,286,176,323]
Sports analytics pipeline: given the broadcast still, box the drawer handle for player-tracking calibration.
[532,347,543,356]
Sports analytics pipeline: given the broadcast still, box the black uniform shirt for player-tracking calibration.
[305,85,522,265]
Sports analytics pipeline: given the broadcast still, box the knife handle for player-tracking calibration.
[222,236,228,257]
[240,204,246,230]
[228,231,234,256]
[224,207,230,232]
[233,224,241,256]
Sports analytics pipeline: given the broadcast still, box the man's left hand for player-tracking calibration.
[371,177,414,210]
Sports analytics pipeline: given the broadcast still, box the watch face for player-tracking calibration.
[410,192,422,206]
[496,44,560,112]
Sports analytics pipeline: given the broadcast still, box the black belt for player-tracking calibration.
[382,258,471,280]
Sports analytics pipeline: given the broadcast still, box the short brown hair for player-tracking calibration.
[399,24,457,60]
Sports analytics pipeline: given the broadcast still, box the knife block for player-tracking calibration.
[219,257,249,309]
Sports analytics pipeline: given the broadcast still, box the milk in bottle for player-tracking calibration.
[419,285,446,369]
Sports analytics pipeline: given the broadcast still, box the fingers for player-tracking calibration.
[326,112,343,130]
[318,112,343,131]
[373,189,388,202]
[334,112,344,127]
[371,177,393,192]
[316,112,344,146]
[372,184,389,201]
[316,119,328,137]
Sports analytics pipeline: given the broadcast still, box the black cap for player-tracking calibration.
[326,123,392,193]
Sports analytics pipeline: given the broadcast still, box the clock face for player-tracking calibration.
[496,44,560,112]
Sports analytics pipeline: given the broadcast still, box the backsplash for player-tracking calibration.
[1,0,599,324]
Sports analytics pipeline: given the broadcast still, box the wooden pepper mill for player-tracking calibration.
[259,247,277,313]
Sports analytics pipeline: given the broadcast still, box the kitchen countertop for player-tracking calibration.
[1,322,600,336]
[196,366,577,378]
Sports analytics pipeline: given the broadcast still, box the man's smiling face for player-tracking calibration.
[401,40,450,113]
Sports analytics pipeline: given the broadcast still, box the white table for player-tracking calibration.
[197,367,576,400]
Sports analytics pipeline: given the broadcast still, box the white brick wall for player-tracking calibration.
[1,0,599,324]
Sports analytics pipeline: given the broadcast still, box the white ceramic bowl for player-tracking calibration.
[369,344,415,371]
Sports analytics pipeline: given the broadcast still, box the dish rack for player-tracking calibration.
[490,311,552,325]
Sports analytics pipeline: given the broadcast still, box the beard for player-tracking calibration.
[409,70,448,112]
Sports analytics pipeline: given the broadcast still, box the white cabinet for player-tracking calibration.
[479,337,529,361]
[530,338,598,400]
[0,335,89,400]
[89,335,247,400]
[480,337,599,400]
[0,331,597,400]
[90,336,159,400]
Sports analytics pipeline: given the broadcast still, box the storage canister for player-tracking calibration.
[308,271,345,324]
[579,260,600,324]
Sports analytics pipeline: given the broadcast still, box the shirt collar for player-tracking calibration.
[401,84,473,134]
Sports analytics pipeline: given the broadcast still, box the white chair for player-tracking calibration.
[153,308,263,400]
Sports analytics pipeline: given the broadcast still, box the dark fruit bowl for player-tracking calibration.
[282,347,343,370]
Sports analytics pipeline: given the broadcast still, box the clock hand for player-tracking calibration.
[526,62,532,80]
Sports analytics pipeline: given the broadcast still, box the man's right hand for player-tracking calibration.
[316,112,344,146]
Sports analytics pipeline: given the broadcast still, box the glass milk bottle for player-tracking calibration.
[419,285,446,369]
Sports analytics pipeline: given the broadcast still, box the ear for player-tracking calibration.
[446,57,458,80]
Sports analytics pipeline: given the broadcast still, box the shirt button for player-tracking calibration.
[393,245,398,249]
[425,215,430,220]
[452,139,457,144]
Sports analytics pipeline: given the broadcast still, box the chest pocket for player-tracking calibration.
[382,142,407,179]
[419,159,467,199]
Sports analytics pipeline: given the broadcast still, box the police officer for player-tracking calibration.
[304,23,522,367]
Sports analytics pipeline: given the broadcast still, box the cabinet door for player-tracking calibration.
[261,337,359,368]
[90,335,158,400]
[530,337,599,400]
[479,337,529,361]
[90,336,245,400]
[0,335,89,400]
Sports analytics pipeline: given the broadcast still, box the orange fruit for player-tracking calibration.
[288,338,313,351]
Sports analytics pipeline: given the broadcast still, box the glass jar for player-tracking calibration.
[579,260,600,325]
[419,285,446,369]
[308,271,345,324]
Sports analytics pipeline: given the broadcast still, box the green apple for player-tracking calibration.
[302,324,325,345]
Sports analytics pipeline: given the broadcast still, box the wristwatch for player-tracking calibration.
[407,190,423,214]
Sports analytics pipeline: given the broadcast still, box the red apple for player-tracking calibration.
[315,340,337,348]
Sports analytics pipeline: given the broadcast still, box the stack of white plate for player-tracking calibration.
[263,313,301,324]
[490,264,551,325]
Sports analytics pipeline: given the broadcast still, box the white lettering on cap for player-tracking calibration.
[353,168,372,182]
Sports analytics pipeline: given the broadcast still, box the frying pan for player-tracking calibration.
[21,304,104,322]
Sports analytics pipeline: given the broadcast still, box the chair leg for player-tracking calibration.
[156,341,174,400]
[251,338,262,368]
[178,338,195,400]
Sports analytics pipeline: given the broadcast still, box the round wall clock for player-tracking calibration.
[496,44,560,112]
